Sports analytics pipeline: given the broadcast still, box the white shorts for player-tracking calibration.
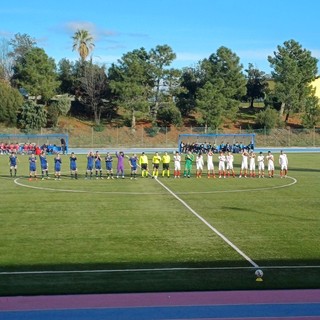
[226,163,233,170]
[196,163,203,170]
[258,163,264,171]
[241,161,248,170]
[218,162,225,171]
[174,162,181,171]
[268,163,274,171]
[207,162,214,170]
[249,162,255,171]
[281,164,288,170]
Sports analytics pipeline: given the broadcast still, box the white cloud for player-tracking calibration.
[126,32,149,38]
[65,21,97,34]
[0,30,13,38]
[92,54,121,65]
[176,49,274,64]
[235,49,274,60]
[174,49,275,71]
[176,52,208,62]
[105,44,127,50]
[311,49,320,58]
[62,21,118,42]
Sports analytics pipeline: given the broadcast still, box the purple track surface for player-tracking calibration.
[0,289,320,320]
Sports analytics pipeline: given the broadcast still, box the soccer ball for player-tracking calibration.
[255,269,264,278]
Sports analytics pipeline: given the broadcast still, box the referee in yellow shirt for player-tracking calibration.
[152,152,161,178]
[139,152,149,177]
[162,152,171,178]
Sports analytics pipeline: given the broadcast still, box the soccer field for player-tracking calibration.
[0,152,319,295]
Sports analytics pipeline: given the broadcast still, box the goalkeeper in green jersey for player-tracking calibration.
[183,151,194,178]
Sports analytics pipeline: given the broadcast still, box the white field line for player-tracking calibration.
[154,177,259,268]
[1,265,320,275]
[13,178,154,195]
[177,175,297,194]
[10,172,298,272]
[12,175,297,195]
[12,173,297,268]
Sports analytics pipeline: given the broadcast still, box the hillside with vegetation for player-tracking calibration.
[1,32,320,147]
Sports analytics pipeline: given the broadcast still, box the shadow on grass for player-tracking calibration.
[287,167,320,173]
[220,206,260,213]
[229,164,320,174]
[1,260,320,296]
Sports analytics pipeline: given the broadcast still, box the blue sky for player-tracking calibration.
[1,0,319,73]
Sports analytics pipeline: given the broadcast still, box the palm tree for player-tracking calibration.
[72,29,95,61]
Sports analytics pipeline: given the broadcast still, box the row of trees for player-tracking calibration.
[0,31,319,133]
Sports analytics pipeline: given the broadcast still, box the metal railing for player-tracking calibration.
[1,126,320,148]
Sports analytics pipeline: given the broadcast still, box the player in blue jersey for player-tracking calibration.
[69,152,78,179]
[29,153,37,180]
[128,154,138,180]
[95,151,103,179]
[39,150,49,180]
[105,152,114,179]
[54,153,62,180]
[85,151,95,179]
[9,151,18,177]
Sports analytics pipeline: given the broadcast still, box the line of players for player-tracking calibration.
[8,151,63,180]
[7,150,139,180]
[204,149,288,179]
[101,149,288,180]
[7,148,289,180]
[182,149,288,179]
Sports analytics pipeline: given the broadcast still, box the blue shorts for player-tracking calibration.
[95,164,101,170]
[87,164,93,170]
[41,164,48,170]
[30,165,36,172]
[106,164,112,171]
[70,164,77,171]
[55,165,61,172]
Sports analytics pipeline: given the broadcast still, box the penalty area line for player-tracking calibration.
[154,178,259,269]
[1,265,320,276]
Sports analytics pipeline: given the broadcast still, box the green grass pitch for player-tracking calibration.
[0,152,319,295]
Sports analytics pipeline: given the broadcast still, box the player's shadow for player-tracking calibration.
[221,206,259,213]
[258,210,319,222]
[287,167,320,173]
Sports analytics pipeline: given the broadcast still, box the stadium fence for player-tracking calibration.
[0,127,319,149]
[0,133,68,154]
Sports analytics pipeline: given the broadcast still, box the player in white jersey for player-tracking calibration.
[196,153,204,178]
[173,151,181,178]
[249,150,256,178]
[266,151,274,178]
[206,150,215,178]
[239,149,249,178]
[226,151,235,177]
[257,152,265,178]
[279,150,288,178]
[218,151,226,178]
